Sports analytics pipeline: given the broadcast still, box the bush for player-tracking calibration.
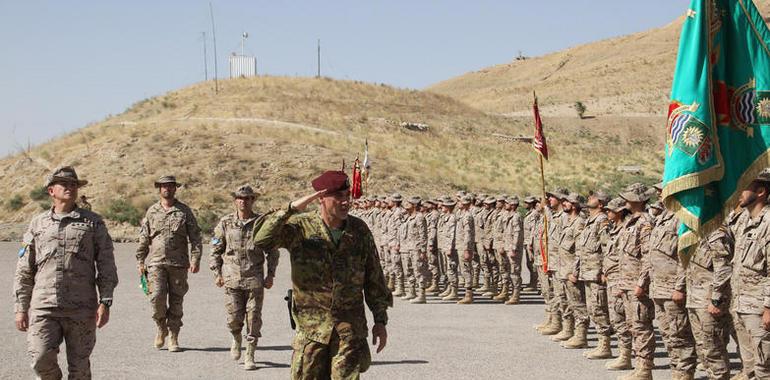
[197,209,220,237]
[7,194,24,211]
[574,101,587,119]
[29,186,48,201]
[103,199,143,226]
[38,201,52,210]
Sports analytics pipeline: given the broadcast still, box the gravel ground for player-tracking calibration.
[0,242,741,379]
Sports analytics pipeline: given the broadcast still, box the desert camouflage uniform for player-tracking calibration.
[252,207,392,380]
[425,208,441,285]
[645,209,697,376]
[377,208,392,282]
[533,210,554,313]
[684,226,733,380]
[604,220,632,352]
[210,213,279,342]
[558,213,586,327]
[455,208,476,290]
[547,208,567,320]
[136,201,202,333]
[574,212,612,337]
[524,208,541,288]
[14,207,118,379]
[474,206,493,288]
[505,210,525,292]
[493,208,514,291]
[400,211,430,292]
[437,210,458,288]
[386,207,406,288]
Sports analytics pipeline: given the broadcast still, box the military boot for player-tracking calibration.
[551,317,574,342]
[154,322,168,349]
[168,330,181,352]
[505,289,520,305]
[539,313,562,335]
[493,284,509,301]
[387,276,395,291]
[477,275,490,293]
[730,372,750,380]
[457,289,474,304]
[534,313,552,331]
[672,371,694,380]
[482,282,498,298]
[392,281,405,297]
[230,332,242,360]
[584,335,613,359]
[438,284,452,298]
[561,323,588,349]
[425,280,439,295]
[410,288,427,304]
[618,358,652,380]
[243,341,257,371]
[441,286,459,301]
[402,286,416,300]
[605,346,633,370]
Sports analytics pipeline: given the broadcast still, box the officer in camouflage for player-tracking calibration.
[14,166,118,379]
[603,197,633,370]
[209,185,279,370]
[523,196,541,291]
[252,170,392,380]
[399,196,430,303]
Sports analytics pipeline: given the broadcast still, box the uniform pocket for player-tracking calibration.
[743,239,766,272]
[66,223,92,260]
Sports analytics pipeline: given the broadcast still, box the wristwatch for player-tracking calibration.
[100,299,113,308]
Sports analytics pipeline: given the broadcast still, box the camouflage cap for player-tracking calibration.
[441,196,457,207]
[231,185,257,198]
[648,201,664,210]
[478,193,488,199]
[546,187,569,199]
[378,195,388,201]
[45,166,88,188]
[755,168,770,182]
[506,195,520,205]
[589,189,610,204]
[390,192,403,202]
[604,197,628,213]
[565,192,585,206]
[653,182,664,191]
[483,196,497,205]
[459,195,473,204]
[455,190,467,198]
[523,195,538,204]
[154,175,181,188]
[423,198,436,206]
[619,183,650,203]
[407,196,422,206]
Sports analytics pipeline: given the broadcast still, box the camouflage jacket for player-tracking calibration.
[473,208,490,250]
[602,222,624,288]
[399,212,428,253]
[729,206,770,314]
[645,210,681,299]
[617,212,653,291]
[557,213,586,280]
[425,210,440,251]
[386,207,406,247]
[684,227,733,309]
[252,207,392,344]
[545,208,566,273]
[575,212,609,282]
[533,212,546,267]
[136,200,203,268]
[492,209,512,249]
[524,209,541,250]
[209,213,279,289]
[375,209,390,248]
[455,209,475,253]
[437,212,457,252]
[483,209,500,249]
[504,211,524,254]
[14,208,118,317]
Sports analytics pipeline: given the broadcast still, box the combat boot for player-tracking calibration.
[605,346,633,370]
[672,371,694,380]
[482,282,498,298]
[425,280,439,295]
[402,286,416,300]
[243,341,257,371]
[561,323,588,349]
[441,286,459,301]
[168,330,181,352]
[539,313,562,336]
[410,288,427,304]
[438,284,452,298]
[505,289,520,305]
[457,290,474,304]
[551,317,574,342]
[584,335,613,359]
[392,281,405,297]
[477,276,490,293]
[493,284,509,301]
[534,313,552,331]
[730,372,750,380]
[154,322,168,349]
[230,332,242,360]
[618,358,652,380]
[387,277,395,291]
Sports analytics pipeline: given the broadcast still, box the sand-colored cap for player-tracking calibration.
[45,166,88,188]
[619,183,651,203]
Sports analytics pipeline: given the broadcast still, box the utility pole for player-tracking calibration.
[202,31,208,81]
[209,2,219,93]
[317,38,321,78]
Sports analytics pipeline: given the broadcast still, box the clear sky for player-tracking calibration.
[0,1,688,157]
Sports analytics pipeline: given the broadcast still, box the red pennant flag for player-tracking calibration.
[351,158,363,199]
[532,93,549,160]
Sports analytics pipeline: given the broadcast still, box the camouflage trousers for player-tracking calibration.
[290,329,371,380]
[553,278,572,320]
[477,244,493,284]
[402,251,430,290]
[389,247,404,285]
[621,291,655,360]
[495,249,512,289]
[538,269,554,314]
[378,244,390,279]
[27,313,96,380]
[224,287,265,342]
[653,299,697,374]
[688,307,731,380]
[549,272,566,317]
[608,285,632,349]
[441,249,459,287]
[509,250,523,290]
[564,279,586,326]
[427,248,441,284]
[579,281,611,336]
[148,265,189,331]
[733,312,770,379]
[524,245,538,287]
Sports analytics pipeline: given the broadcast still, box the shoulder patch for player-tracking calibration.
[18,245,27,258]
[211,237,221,245]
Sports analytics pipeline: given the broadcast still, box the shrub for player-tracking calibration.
[574,101,587,119]
[7,194,24,211]
[29,186,48,201]
[196,209,220,236]
[103,199,143,226]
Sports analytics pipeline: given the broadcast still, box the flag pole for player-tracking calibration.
[534,90,549,272]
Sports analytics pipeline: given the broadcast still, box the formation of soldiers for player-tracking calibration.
[351,173,770,380]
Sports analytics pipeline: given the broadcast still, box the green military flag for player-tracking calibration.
[663,0,770,253]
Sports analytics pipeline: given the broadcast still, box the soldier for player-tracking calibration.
[540,188,570,336]
[556,193,587,346]
[503,196,525,305]
[523,196,541,291]
[645,196,697,379]
[437,197,460,301]
[78,195,92,210]
[469,193,483,288]
[571,190,612,355]
[386,193,407,297]
[482,197,503,297]
[14,166,118,379]
[209,185,279,370]
[478,197,498,294]
[684,225,734,380]
[136,175,203,352]
[251,170,392,379]
[455,195,476,304]
[729,169,770,379]
[399,196,430,303]
[423,199,442,295]
[534,198,557,332]
[616,183,656,380]
[603,198,634,370]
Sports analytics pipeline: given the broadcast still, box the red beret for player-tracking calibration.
[311,170,350,193]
